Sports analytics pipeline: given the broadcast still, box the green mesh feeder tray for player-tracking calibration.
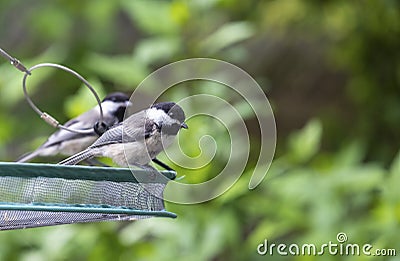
[0,162,176,230]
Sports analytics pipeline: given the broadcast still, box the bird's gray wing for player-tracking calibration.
[17,115,97,162]
[58,148,94,165]
[39,102,126,148]
[122,111,157,138]
[40,117,96,148]
[90,111,155,148]
[89,124,124,148]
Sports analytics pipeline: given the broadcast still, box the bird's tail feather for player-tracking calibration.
[58,149,94,165]
[17,150,40,163]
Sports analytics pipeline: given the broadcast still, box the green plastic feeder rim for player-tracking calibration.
[0,162,177,230]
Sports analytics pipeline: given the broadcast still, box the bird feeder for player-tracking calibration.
[0,162,176,230]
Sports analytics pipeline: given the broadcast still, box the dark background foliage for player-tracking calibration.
[0,0,398,260]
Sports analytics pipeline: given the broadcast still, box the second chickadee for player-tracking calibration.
[59,102,188,168]
[18,92,131,162]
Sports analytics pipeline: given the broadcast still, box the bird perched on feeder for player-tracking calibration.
[59,102,188,169]
[18,92,131,162]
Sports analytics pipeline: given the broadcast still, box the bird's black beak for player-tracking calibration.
[181,122,188,129]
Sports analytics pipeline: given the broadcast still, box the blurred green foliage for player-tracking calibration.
[0,0,399,260]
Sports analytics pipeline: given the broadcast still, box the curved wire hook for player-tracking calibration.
[22,63,105,134]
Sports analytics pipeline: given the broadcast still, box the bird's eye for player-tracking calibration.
[169,112,174,117]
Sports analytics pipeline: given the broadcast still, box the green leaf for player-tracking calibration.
[390,150,400,176]
[200,21,255,54]
[122,0,179,35]
[334,141,365,167]
[288,119,322,163]
[133,37,180,65]
[84,53,149,87]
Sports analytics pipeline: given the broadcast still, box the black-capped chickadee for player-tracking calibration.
[18,92,131,162]
[59,102,188,169]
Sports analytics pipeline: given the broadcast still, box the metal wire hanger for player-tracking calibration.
[0,47,108,135]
